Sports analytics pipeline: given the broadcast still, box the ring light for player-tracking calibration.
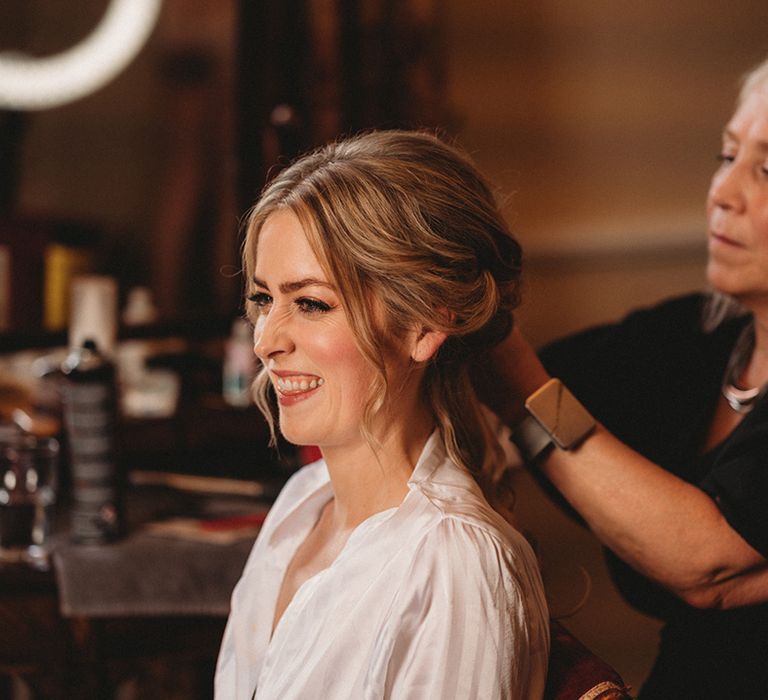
[0,0,162,111]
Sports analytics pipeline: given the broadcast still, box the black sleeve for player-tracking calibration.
[700,399,768,558]
[538,294,713,454]
[527,294,711,526]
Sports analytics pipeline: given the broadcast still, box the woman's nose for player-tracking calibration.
[708,161,746,214]
[253,311,293,360]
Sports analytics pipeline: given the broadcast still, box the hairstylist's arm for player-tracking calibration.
[482,327,768,610]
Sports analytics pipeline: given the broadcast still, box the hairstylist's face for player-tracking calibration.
[249,209,409,450]
[707,84,768,309]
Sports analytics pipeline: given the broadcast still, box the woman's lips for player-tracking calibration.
[272,373,324,406]
[710,230,743,248]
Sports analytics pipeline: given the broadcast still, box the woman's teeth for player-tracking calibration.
[276,376,324,393]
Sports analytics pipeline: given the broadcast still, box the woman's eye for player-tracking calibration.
[296,297,332,314]
[716,152,735,165]
[247,292,272,312]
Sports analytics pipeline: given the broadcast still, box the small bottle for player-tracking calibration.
[222,319,256,408]
[61,339,123,543]
[122,286,158,327]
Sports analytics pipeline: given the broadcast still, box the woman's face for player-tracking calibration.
[707,84,768,309]
[249,209,411,450]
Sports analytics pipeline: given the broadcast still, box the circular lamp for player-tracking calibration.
[0,0,163,111]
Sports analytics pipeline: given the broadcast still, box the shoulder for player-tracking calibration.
[538,293,726,452]
[404,442,545,602]
[541,292,707,372]
[386,511,549,670]
[372,505,549,698]
[616,292,708,331]
[411,502,544,601]
[410,455,540,580]
[539,293,717,402]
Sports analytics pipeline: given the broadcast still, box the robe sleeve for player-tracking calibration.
[366,518,549,700]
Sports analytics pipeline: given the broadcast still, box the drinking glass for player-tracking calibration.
[0,435,59,568]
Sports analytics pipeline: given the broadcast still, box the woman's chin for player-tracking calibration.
[707,263,740,298]
[279,426,309,446]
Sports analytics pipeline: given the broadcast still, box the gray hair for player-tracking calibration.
[702,291,748,333]
[738,55,768,105]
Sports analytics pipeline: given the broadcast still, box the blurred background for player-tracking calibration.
[1,0,768,695]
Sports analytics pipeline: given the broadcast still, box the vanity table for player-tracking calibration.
[0,488,263,699]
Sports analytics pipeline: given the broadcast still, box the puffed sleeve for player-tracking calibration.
[365,518,549,700]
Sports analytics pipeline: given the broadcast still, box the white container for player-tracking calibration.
[69,275,118,358]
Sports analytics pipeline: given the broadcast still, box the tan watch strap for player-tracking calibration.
[511,378,596,461]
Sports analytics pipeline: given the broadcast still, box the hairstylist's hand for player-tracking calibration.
[474,326,550,426]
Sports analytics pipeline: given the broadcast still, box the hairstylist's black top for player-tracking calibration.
[540,293,768,700]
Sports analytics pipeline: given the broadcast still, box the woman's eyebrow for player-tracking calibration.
[251,276,334,293]
[723,128,768,152]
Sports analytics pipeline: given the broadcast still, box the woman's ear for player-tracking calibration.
[411,328,448,363]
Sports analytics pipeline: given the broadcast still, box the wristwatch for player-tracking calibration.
[511,378,596,461]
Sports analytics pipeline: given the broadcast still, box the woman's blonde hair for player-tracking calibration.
[243,129,522,496]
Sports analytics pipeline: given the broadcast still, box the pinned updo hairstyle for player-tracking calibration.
[243,130,522,494]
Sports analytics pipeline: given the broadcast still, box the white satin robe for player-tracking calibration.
[215,432,549,699]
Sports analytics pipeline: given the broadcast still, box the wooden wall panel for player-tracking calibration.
[445,0,768,257]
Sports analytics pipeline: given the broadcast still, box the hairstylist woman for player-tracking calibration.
[481,57,768,699]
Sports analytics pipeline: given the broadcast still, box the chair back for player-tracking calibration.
[544,619,632,700]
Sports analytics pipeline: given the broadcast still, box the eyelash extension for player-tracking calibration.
[247,292,271,306]
[296,297,332,313]
[246,293,332,314]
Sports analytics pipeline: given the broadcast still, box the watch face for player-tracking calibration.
[525,379,595,449]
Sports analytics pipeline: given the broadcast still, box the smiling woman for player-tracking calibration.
[249,209,377,450]
[214,130,549,700]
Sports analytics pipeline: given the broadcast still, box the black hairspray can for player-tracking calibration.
[61,339,123,543]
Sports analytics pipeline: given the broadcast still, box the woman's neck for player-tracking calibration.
[319,417,433,531]
[744,310,768,388]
